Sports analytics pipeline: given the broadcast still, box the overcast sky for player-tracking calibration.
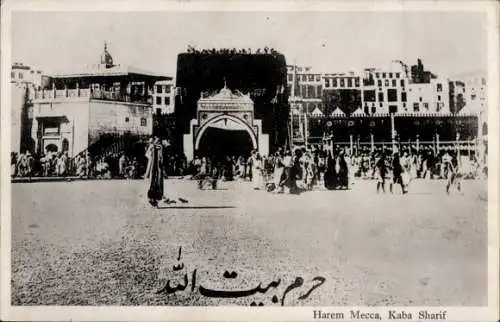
[11,11,487,77]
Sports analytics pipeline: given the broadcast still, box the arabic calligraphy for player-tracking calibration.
[156,246,327,306]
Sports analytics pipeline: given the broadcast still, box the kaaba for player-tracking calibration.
[173,50,289,155]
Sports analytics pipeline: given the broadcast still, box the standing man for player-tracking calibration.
[391,151,406,194]
[147,137,164,208]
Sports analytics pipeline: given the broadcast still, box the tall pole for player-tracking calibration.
[304,112,309,149]
[390,112,396,152]
[436,133,440,154]
[370,133,374,153]
[350,134,353,155]
[289,62,296,151]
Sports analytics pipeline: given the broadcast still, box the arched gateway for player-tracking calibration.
[183,84,269,160]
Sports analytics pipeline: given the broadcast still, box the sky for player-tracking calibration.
[11,10,488,78]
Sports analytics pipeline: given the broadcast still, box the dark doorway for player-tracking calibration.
[197,126,254,160]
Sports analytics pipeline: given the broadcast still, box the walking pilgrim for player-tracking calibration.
[273,149,285,193]
[146,137,165,207]
[251,151,264,190]
[375,152,389,193]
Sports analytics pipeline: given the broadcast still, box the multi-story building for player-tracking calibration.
[407,78,449,114]
[449,70,487,115]
[294,59,480,148]
[30,44,168,157]
[11,62,44,88]
[10,63,46,154]
[320,60,449,116]
[152,78,175,115]
[286,65,323,115]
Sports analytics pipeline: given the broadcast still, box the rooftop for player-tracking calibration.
[50,64,170,80]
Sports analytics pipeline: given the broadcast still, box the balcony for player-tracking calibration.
[34,88,152,105]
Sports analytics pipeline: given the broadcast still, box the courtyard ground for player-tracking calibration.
[11,178,488,306]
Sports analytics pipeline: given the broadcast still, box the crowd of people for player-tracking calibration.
[11,150,142,179]
[186,46,281,57]
[12,140,485,198]
[186,144,485,196]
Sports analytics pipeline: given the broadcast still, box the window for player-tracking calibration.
[400,79,405,87]
[387,89,397,102]
[308,75,314,81]
[364,90,376,102]
[156,97,162,105]
[377,80,382,87]
[378,92,384,102]
[19,72,23,79]
[438,95,441,101]
[165,97,170,105]
[11,72,15,79]
[348,78,353,87]
[165,85,171,93]
[156,108,162,115]
[379,103,383,107]
[471,94,477,100]
[392,80,396,87]
[401,92,407,102]
[436,83,442,92]
[375,73,380,78]
[382,73,386,78]
[140,118,147,126]
[125,117,130,123]
[424,103,429,110]
[396,73,400,78]
[340,79,345,87]
[389,73,393,78]
[389,105,398,113]
[413,103,419,112]
[316,75,321,82]
[325,79,330,87]
[156,85,162,94]
[419,97,422,102]
[355,78,360,87]
[384,80,389,87]
[302,75,307,81]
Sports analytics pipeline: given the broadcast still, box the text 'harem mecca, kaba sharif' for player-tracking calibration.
[11,43,487,196]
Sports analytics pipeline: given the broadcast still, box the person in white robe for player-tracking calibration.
[251,152,264,190]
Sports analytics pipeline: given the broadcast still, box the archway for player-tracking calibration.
[45,144,58,153]
[195,114,257,159]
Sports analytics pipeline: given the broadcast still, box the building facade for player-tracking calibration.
[10,63,46,154]
[286,65,323,115]
[11,62,44,88]
[152,78,175,115]
[30,44,168,157]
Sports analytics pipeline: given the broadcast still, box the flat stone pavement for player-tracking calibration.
[11,178,488,306]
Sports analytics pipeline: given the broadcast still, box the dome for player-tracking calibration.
[100,42,114,67]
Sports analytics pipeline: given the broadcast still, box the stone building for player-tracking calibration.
[30,44,168,157]
[10,62,45,154]
[152,78,175,115]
